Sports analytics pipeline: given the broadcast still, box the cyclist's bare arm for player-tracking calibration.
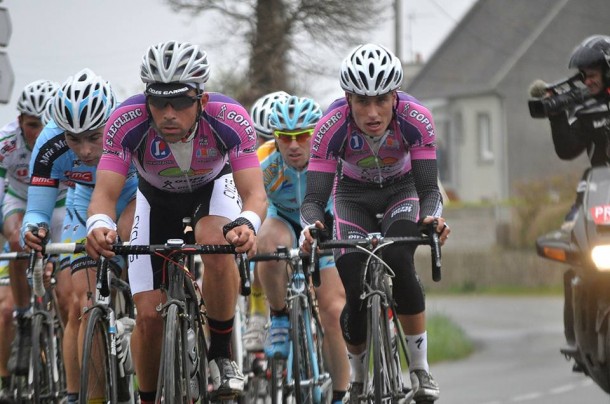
[227,167,268,254]
[86,169,127,259]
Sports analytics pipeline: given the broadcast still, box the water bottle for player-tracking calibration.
[186,327,200,399]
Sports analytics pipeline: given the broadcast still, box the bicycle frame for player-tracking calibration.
[311,225,441,404]
[250,247,331,404]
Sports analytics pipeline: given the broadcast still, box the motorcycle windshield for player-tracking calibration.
[585,167,610,225]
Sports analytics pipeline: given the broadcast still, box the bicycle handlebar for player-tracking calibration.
[250,247,332,287]
[108,240,251,296]
[310,221,442,282]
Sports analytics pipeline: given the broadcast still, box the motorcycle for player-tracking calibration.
[536,166,610,393]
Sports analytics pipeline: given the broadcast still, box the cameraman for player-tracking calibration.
[546,35,610,223]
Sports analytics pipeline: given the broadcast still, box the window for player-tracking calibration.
[477,112,493,162]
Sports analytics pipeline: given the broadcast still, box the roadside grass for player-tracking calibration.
[427,313,475,364]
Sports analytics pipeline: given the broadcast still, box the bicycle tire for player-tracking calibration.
[158,303,187,403]
[270,358,286,404]
[80,307,117,403]
[31,313,55,402]
[291,298,315,404]
[50,295,67,400]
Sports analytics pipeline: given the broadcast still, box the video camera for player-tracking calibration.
[528,72,592,118]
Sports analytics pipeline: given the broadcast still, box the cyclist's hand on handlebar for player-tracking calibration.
[421,215,451,246]
[86,228,118,260]
[23,223,48,252]
[225,224,257,256]
[300,220,326,254]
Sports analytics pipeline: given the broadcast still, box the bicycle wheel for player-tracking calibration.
[270,357,286,404]
[158,303,188,403]
[290,299,314,404]
[31,313,55,402]
[80,307,117,403]
[50,296,67,400]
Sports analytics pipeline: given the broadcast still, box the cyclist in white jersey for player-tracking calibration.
[0,80,65,390]
[85,41,267,403]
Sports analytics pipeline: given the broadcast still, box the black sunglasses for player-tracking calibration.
[147,95,201,111]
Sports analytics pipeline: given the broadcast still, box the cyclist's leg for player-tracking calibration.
[382,182,439,402]
[193,171,244,393]
[256,216,291,359]
[127,186,176,402]
[3,199,31,377]
[316,263,350,402]
[0,273,14,391]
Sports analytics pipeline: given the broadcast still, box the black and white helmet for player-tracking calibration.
[250,91,290,139]
[141,40,210,86]
[16,80,59,118]
[52,68,116,134]
[340,44,403,96]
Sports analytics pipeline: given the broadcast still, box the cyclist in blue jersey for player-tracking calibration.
[22,69,137,404]
[257,95,350,403]
[0,79,60,395]
[242,91,291,352]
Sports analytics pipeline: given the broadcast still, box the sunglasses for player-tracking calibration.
[147,95,200,111]
[273,128,314,144]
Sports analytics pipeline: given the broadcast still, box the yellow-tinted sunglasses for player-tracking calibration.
[273,128,314,144]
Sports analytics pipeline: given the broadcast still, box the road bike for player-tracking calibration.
[250,246,332,404]
[310,222,441,404]
[108,237,250,403]
[79,252,136,403]
[0,243,75,403]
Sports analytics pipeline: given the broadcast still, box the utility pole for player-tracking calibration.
[394,0,403,62]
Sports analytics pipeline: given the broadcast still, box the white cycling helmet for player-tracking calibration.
[269,95,322,131]
[340,44,403,96]
[16,80,59,119]
[141,40,210,96]
[52,68,116,134]
[250,91,291,139]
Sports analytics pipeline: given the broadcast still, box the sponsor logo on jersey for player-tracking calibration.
[151,138,171,160]
[65,171,93,182]
[30,176,58,187]
[106,109,144,146]
[349,133,364,150]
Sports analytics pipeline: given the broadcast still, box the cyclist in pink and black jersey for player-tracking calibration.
[85,40,267,403]
[300,44,451,403]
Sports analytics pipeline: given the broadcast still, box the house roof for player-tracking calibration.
[406,0,571,99]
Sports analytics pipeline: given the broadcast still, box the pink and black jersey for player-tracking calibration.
[98,92,260,193]
[309,91,437,185]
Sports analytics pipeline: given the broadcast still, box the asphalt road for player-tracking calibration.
[426,295,610,404]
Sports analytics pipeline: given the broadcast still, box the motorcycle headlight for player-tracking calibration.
[591,245,610,270]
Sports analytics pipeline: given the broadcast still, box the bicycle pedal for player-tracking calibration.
[209,388,241,401]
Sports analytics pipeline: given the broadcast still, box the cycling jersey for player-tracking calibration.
[0,120,32,201]
[98,92,259,193]
[22,119,137,242]
[301,91,443,228]
[257,140,332,224]
[257,140,334,270]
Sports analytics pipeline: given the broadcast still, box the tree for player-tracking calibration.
[166,0,384,106]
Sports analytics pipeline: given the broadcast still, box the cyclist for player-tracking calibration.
[22,68,137,404]
[545,35,610,226]
[0,80,63,387]
[257,95,350,403]
[85,40,267,403]
[242,90,291,352]
[300,44,450,403]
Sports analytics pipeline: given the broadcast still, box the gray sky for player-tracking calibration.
[0,0,475,124]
